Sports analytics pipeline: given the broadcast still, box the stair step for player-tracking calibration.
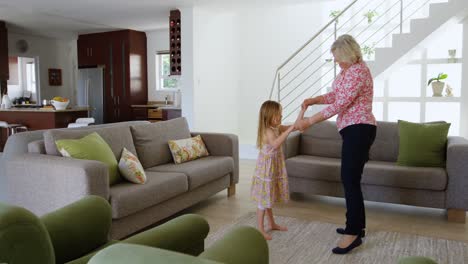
[429,2,453,18]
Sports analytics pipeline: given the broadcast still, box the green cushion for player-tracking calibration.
[397,120,450,167]
[398,256,438,264]
[56,132,120,185]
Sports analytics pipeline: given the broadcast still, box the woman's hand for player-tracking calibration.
[301,98,313,111]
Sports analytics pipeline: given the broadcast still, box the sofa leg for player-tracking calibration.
[227,184,236,197]
[447,209,466,223]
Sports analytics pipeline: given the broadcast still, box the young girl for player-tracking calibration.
[251,100,305,240]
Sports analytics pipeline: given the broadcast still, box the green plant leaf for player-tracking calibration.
[438,73,448,80]
[427,78,437,86]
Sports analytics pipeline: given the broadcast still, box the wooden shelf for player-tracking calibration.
[408,58,462,64]
[169,10,181,76]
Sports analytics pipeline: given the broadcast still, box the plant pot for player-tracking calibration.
[431,81,444,97]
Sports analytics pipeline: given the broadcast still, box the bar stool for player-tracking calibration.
[0,121,28,137]
[67,117,95,128]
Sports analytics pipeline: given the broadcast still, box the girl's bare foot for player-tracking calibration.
[269,223,288,231]
[260,230,272,240]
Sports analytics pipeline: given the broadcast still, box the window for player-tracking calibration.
[156,52,178,89]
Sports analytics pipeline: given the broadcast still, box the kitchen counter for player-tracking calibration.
[0,107,89,112]
[0,107,89,150]
[131,104,181,110]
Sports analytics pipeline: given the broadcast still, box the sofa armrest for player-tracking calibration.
[199,226,268,264]
[41,196,112,264]
[4,154,109,216]
[123,214,209,256]
[284,131,301,159]
[89,244,220,264]
[191,132,239,185]
[446,136,468,210]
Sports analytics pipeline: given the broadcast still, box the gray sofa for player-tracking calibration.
[284,121,468,222]
[0,117,239,238]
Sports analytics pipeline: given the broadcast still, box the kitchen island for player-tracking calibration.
[0,107,89,150]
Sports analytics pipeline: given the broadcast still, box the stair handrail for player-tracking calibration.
[268,0,358,100]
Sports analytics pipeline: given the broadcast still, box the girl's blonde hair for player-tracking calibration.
[331,34,362,64]
[257,100,282,149]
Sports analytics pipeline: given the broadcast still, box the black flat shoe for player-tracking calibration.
[332,236,362,255]
[336,228,365,238]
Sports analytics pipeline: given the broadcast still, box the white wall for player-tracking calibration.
[461,19,468,138]
[7,32,77,104]
[237,3,323,144]
[192,7,240,135]
[189,3,323,144]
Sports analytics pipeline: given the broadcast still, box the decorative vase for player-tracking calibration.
[431,82,444,97]
[1,94,12,109]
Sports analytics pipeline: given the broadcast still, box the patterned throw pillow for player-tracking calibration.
[118,148,147,184]
[168,135,210,164]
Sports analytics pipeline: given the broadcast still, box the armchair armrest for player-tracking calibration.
[123,214,209,256]
[199,226,268,264]
[89,244,220,264]
[4,154,109,216]
[284,131,301,159]
[446,136,468,210]
[41,195,112,264]
[191,132,239,185]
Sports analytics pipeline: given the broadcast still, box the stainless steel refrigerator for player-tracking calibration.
[77,67,104,124]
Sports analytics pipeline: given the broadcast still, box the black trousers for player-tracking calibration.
[339,124,376,235]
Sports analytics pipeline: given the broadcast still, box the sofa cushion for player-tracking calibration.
[363,160,447,191]
[28,140,46,154]
[300,121,342,159]
[285,155,342,182]
[109,171,188,219]
[286,155,447,191]
[44,125,138,160]
[118,147,147,184]
[131,118,191,168]
[369,121,399,162]
[56,132,120,185]
[168,135,210,164]
[147,156,234,190]
[397,120,450,168]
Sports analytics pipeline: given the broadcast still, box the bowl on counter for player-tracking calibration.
[51,100,70,110]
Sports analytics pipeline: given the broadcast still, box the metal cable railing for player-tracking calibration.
[270,0,443,121]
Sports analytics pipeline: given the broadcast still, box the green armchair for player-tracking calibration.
[89,225,269,264]
[0,195,268,264]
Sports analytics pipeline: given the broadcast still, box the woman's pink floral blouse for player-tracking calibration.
[320,61,377,131]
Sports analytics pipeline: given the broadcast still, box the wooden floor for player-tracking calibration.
[181,159,468,242]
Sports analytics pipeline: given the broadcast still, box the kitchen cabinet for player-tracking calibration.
[0,21,9,84]
[77,30,148,123]
[131,106,182,122]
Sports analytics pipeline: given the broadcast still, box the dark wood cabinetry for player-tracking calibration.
[169,10,181,76]
[0,21,9,93]
[78,30,148,123]
[131,107,181,122]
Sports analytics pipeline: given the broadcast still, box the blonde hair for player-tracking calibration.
[257,100,282,149]
[331,34,363,64]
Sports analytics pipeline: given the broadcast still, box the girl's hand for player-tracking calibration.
[295,118,310,131]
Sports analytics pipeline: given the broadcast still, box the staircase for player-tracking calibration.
[270,0,468,122]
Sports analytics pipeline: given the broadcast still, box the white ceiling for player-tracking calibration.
[0,0,324,39]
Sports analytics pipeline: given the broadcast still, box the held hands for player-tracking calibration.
[301,98,313,111]
[294,118,309,132]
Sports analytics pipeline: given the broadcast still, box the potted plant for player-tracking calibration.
[427,73,448,97]
[363,10,378,23]
[330,10,341,23]
[361,44,375,60]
